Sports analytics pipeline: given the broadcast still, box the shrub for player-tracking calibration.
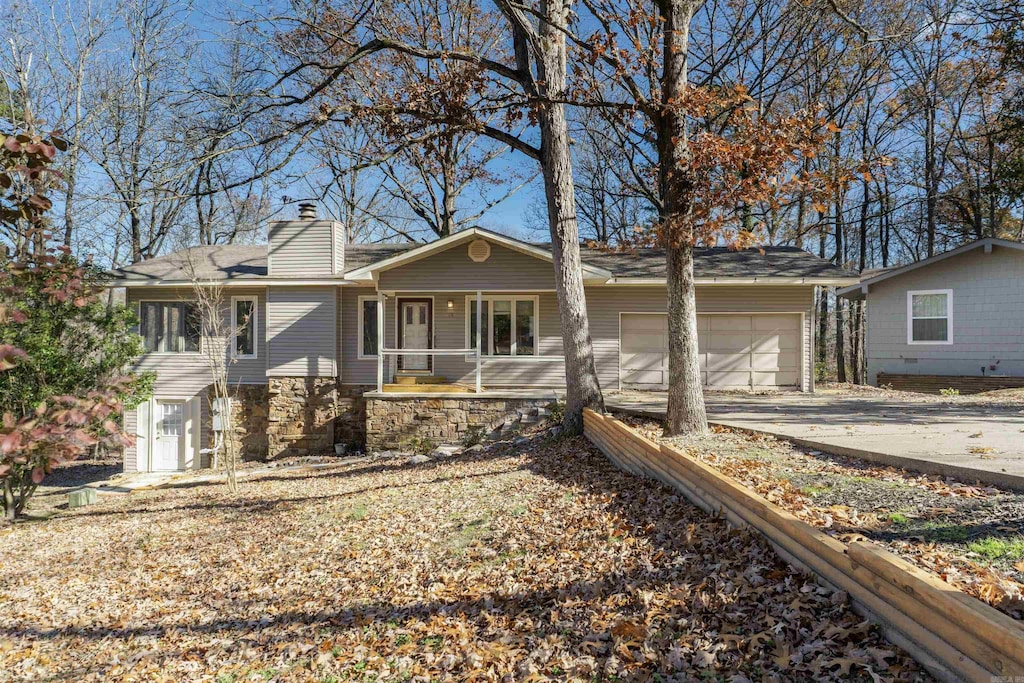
[404,436,436,455]
[546,401,565,425]
[939,387,960,397]
[461,425,486,448]
[0,130,152,520]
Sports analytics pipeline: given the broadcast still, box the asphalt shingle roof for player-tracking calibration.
[112,241,855,282]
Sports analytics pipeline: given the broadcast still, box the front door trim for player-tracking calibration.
[396,297,434,373]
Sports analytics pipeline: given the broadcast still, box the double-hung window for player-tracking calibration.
[139,301,200,353]
[467,295,538,357]
[359,296,379,358]
[231,296,258,359]
[907,290,952,344]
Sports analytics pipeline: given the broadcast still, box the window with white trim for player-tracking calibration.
[139,301,200,353]
[466,295,538,356]
[908,290,952,344]
[231,296,258,359]
[358,296,379,358]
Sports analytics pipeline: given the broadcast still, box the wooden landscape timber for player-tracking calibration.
[582,408,1024,683]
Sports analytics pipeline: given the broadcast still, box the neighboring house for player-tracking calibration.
[839,237,1024,391]
[111,204,856,472]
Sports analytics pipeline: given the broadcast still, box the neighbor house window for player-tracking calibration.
[231,296,258,359]
[139,301,200,353]
[908,290,952,344]
[466,296,538,356]
[359,296,379,358]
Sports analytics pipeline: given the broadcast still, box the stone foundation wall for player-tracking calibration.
[204,384,269,464]
[366,396,552,451]
[267,377,339,459]
[336,385,373,448]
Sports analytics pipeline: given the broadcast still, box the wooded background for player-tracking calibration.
[1,0,1021,383]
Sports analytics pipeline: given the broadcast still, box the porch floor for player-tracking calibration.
[365,388,563,400]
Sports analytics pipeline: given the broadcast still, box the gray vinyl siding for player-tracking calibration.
[340,283,814,391]
[864,245,1024,384]
[585,285,815,392]
[377,241,557,290]
[124,286,266,471]
[268,220,337,276]
[267,286,337,376]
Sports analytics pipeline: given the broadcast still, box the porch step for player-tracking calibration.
[394,375,448,385]
[382,383,480,394]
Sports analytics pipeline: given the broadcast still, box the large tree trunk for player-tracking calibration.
[665,242,707,433]
[659,0,708,436]
[537,0,604,433]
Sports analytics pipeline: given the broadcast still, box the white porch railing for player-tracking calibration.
[376,291,484,393]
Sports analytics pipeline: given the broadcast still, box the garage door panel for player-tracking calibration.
[751,351,800,371]
[707,352,750,371]
[622,369,667,386]
[709,316,753,331]
[751,333,799,354]
[752,370,800,386]
[708,371,753,388]
[707,333,752,352]
[623,333,667,354]
[621,352,666,371]
[697,316,710,331]
[753,314,798,331]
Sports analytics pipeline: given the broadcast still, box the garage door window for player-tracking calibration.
[908,290,952,344]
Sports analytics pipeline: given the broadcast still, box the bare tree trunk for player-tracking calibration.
[536,0,604,433]
[659,0,708,436]
[666,242,707,433]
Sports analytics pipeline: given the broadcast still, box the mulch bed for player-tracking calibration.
[621,416,1024,620]
[0,433,930,681]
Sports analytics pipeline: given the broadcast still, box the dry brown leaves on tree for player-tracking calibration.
[0,436,930,681]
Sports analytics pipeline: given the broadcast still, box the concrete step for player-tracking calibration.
[393,374,449,385]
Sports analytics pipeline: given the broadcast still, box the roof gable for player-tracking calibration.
[342,227,614,283]
[838,238,1024,298]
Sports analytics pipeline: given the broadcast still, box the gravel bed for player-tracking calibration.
[620,415,1024,619]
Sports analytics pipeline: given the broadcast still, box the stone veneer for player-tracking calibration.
[336,384,374,448]
[205,384,269,463]
[267,377,339,459]
[365,396,553,451]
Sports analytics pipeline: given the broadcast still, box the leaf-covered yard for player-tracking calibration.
[0,435,930,682]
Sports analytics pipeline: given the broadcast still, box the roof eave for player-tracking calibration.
[605,276,859,286]
[112,277,356,287]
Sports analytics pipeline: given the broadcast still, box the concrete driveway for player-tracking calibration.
[606,391,1024,489]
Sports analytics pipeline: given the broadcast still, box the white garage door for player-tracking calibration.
[620,313,802,390]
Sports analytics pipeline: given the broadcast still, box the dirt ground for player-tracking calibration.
[622,416,1024,619]
[0,433,930,682]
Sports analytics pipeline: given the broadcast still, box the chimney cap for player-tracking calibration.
[297,202,317,220]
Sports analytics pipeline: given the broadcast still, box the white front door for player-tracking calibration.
[401,301,430,371]
[152,400,185,471]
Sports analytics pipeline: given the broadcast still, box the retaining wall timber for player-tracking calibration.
[583,408,1024,683]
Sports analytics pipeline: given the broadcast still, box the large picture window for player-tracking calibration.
[358,296,379,358]
[467,296,538,357]
[907,290,952,344]
[231,296,258,359]
[139,301,200,353]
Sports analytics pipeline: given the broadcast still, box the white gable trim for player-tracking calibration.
[837,238,1024,298]
[342,227,614,283]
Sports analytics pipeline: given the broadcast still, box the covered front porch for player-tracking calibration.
[369,289,565,394]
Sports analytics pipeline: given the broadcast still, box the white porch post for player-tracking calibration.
[475,290,482,393]
[377,291,385,392]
